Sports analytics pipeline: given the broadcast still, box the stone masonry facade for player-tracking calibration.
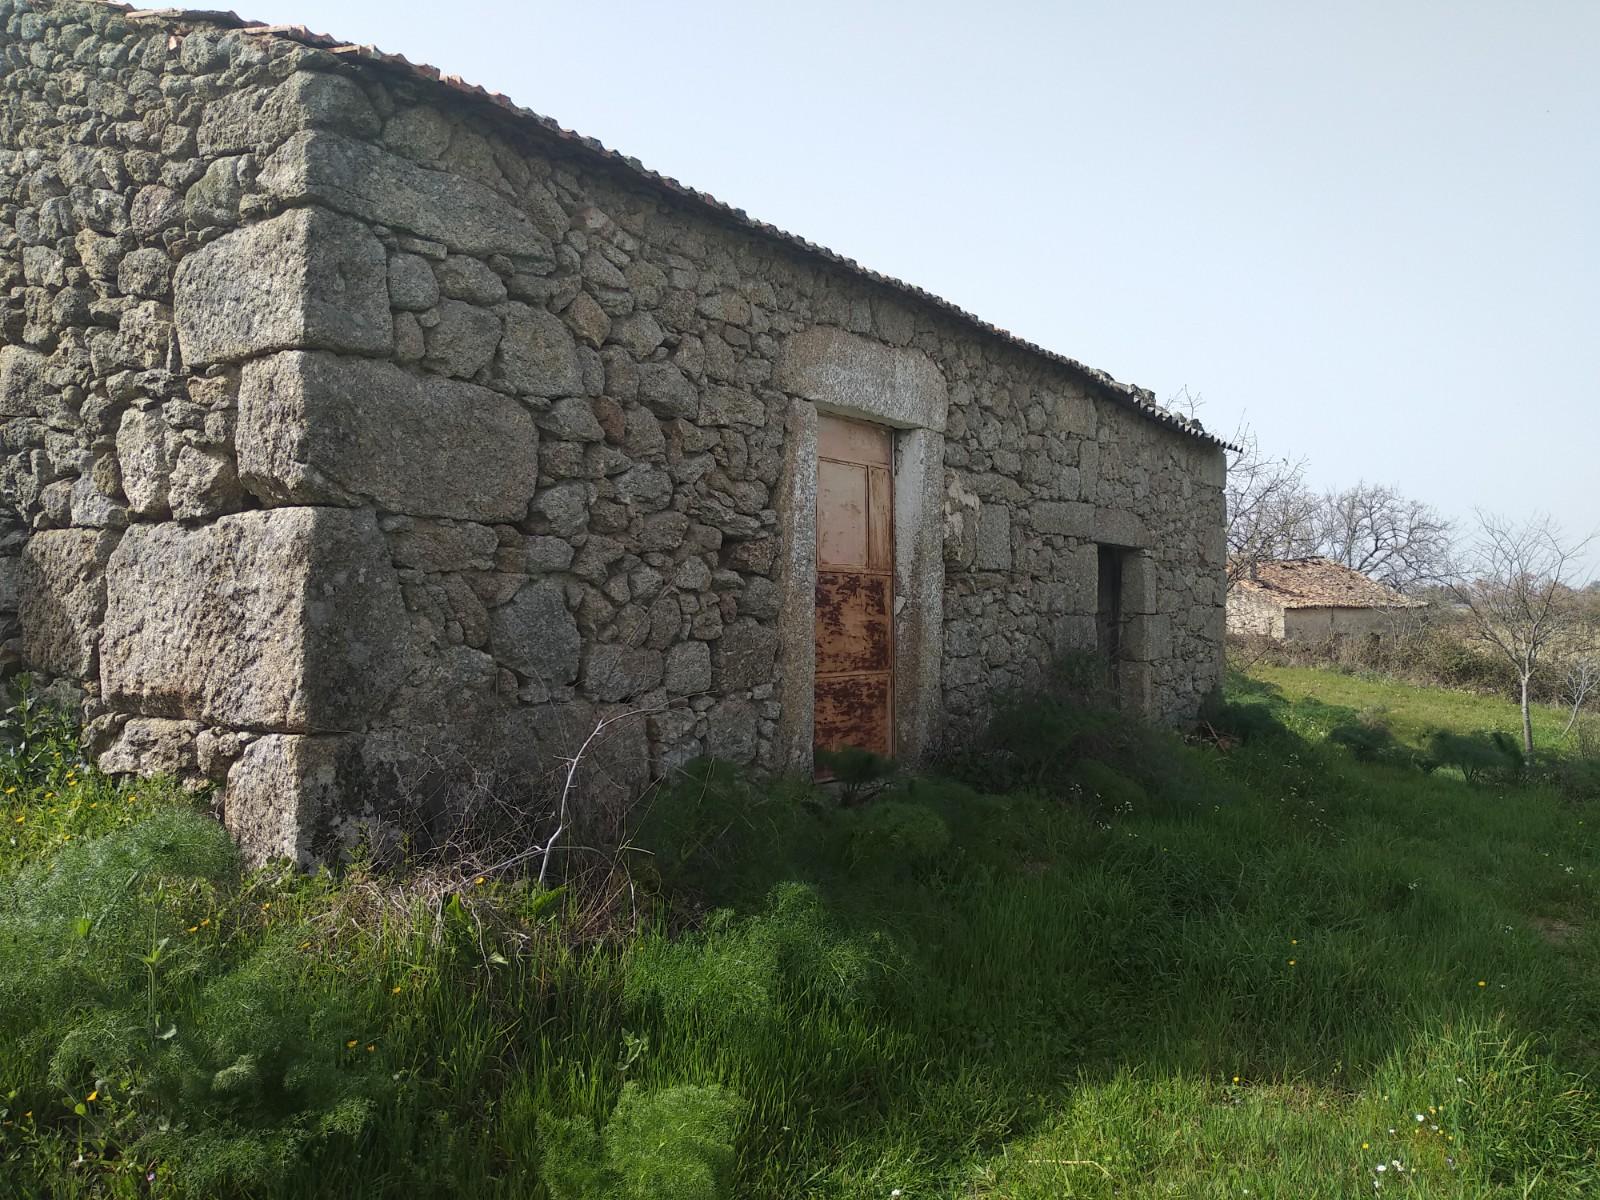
[0,1,1228,862]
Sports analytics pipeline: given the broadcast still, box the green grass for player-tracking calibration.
[1250,663,1573,752]
[3,668,1599,1198]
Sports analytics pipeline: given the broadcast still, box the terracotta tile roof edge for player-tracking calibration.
[1232,557,1428,609]
[103,2,1234,451]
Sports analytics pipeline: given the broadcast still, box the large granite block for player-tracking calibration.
[238,350,539,521]
[19,529,118,679]
[260,130,546,257]
[173,206,392,366]
[197,72,380,157]
[774,327,947,432]
[224,733,363,866]
[100,508,410,731]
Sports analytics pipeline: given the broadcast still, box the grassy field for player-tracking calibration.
[2,668,1598,1198]
[1249,664,1574,752]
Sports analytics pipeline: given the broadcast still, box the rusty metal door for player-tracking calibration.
[814,413,894,762]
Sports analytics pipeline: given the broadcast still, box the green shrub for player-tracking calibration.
[0,806,239,1043]
[968,687,1195,807]
[1533,745,1600,802]
[631,758,822,905]
[0,811,391,1193]
[1067,759,1148,813]
[1426,730,1525,783]
[1200,696,1291,744]
[845,799,951,872]
[813,745,897,805]
[1324,717,1425,771]
[0,674,83,792]
[625,882,893,1044]
[541,1082,744,1200]
[966,694,1104,794]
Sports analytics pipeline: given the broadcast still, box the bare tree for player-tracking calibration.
[1223,422,1321,586]
[1167,389,1319,587]
[1560,651,1600,740]
[1449,513,1596,755]
[1314,482,1453,592]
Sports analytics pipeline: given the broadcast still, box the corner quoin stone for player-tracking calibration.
[197,72,381,157]
[237,350,540,522]
[259,130,547,257]
[100,508,411,731]
[19,529,118,679]
[224,733,363,867]
[173,205,393,366]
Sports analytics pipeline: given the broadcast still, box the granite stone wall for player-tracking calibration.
[0,0,1227,863]
[1225,587,1286,639]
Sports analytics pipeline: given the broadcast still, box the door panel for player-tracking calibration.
[818,415,891,467]
[816,459,869,569]
[866,466,893,572]
[815,571,892,675]
[815,413,894,763]
[815,674,893,760]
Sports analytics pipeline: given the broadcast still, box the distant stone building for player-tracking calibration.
[0,1,1228,862]
[1227,558,1426,641]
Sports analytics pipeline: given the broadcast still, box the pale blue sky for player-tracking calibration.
[247,1,1598,576]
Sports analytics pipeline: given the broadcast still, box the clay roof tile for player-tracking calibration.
[1234,558,1428,610]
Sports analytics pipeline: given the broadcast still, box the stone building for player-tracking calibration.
[0,0,1229,862]
[1227,558,1426,641]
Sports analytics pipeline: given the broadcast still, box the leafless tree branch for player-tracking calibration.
[1313,481,1453,591]
[1447,511,1596,754]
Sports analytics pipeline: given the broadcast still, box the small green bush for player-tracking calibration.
[845,799,951,872]
[814,745,897,805]
[969,695,1105,793]
[631,758,822,905]
[968,685,1195,807]
[626,882,893,1043]
[1325,717,1424,770]
[1426,730,1525,783]
[1201,696,1291,744]
[0,811,390,1193]
[1533,747,1600,803]
[541,1082,745,1200]
[0,674,82,790]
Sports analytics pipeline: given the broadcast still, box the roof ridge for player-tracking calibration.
[1236,558,1427,609]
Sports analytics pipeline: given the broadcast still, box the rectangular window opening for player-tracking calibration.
[1096,544,1128,691]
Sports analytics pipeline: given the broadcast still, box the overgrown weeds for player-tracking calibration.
[4,668,1600,1197]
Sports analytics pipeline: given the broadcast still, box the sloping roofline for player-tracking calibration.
[1233,557,1428,610]
[107,2,1232,450]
